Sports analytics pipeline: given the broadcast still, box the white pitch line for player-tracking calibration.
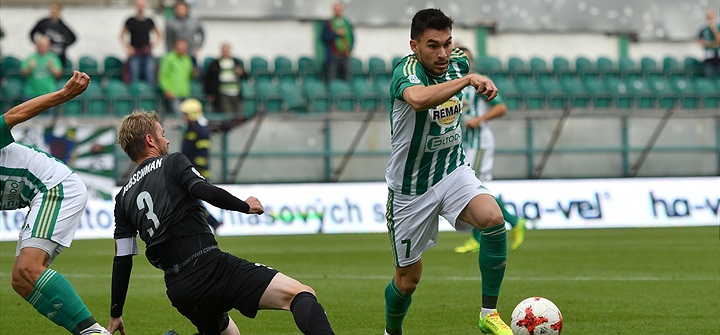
[0,272,717,282]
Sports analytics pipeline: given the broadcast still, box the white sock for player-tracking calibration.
[481,308,497,319]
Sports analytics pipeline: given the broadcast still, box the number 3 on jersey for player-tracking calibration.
[136,191,160,237]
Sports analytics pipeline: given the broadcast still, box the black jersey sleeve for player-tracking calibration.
[113,192,136,239]
[190,182,250,213]
[169,152,206,193]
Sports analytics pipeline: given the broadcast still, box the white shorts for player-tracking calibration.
[16,173,88,261]
[465,147,494,182]
[386,165,492,267]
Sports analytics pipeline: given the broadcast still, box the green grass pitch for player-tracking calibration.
[1,226,718,334]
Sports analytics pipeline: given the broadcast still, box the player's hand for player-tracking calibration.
[107,316,126,335]
[467,74,498,101]
[466,117,481,129]
[245,196,264,215]
[60,71,90,99]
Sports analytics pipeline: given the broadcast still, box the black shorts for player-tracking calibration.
[164,249,279,334]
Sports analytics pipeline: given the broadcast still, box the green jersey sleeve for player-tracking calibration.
[0,115,15,149]
[390,55,429,102]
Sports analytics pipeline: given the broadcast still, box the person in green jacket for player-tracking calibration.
[158,38,196,115]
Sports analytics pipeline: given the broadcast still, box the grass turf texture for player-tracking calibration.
[1,226,718,334]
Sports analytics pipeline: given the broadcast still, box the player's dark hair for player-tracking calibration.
[410,8,454,40]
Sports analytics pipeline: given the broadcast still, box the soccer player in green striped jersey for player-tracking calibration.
[453,47,527,254]
[1,71,111,334]
[383,8,512,335]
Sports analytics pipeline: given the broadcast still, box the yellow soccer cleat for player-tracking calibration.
[510,218,527,251]
[478,311,513,335]
[454,237,480,253]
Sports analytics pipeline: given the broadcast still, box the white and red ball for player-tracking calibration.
[510,297,563,335]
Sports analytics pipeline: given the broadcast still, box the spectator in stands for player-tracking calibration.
[20,36,62,115]
[203,43,247,115]
[165,0,204,68]
[698,9,720,78]
[158,38,196,116]
[29,1,76,68]
[120,0,162,84]
[321,2,354,82]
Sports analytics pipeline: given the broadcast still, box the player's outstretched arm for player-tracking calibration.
[190,181,265,215]
[2,71,90,129]
[402,73,497,111]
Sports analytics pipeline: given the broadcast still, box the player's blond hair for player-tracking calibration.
[117,110,159,162]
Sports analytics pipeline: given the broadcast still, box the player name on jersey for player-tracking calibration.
[122,158,163,196]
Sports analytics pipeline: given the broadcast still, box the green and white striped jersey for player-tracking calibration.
[386,48,470,195]
[462,85,504,150]
[0,115,73,210]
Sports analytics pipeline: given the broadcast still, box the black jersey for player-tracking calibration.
[114,153,214,268]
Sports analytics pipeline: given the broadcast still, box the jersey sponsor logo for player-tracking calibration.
[407,74,420,84]
[429,96,462,128]
[426,127,462,152]
[122,157,164,196]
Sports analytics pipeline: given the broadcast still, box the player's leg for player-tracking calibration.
[384,189,438,335]
[258,273,335,334]
[13,176,108,335]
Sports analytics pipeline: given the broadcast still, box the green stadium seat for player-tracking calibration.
[662,57,682,80]
[640,57,662,81]
[83,81,107,116]
[529,57,552,80]
[130,81,160,113]
[241,81,258,117]
[507,57,529,80]
[670,77,700,109]
[349,57,365,82]
[391,55,405,70]
[2,55,22,80]
[61,58,74,81]
[351,78,381,111]
[373,78,391,110]
[618,56,641,81]
[329,80,356,112]
[514,77,544,109]
[298,56,321,81]
[103,55,124,81]
[647,77,677,109]
[684,57,703,79]
[478,56,505,79]
[581,76,612,108]
[254,79,283,112]
[625,77,655,108]
[250,56,272,82]
[552,56,573,80]
[105,79,133,116]
[575,56,596,80]
[274,56,296,83]
[78,55,100,77]
[537,77,566,109]
[596,56,619,80]
[302,78,331,113]
[493,77,520,110]
[368,56,389,83]
[278,80,306,113]
[603,76,633,108]
[559,76,591,108]
[694,77,720,108]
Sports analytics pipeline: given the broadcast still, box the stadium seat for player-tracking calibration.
[552,56,573,80]
[103,55,124,81]
[581,76,612,108]
[647,77,677,109]
[351,78,381,111]
[373,78,391,110]
[83,81,107,116]
[694,77,720,108]
[105,79,133,116]
[391,55,405,70]
[241,81,258,117]
[559,76,591,108]
[278,80,306,113]
[130,81,160,113]
[478,56,505,79]
[254,79,283,112]
[670,77,700,109]
[302,78,331,113]
[625,77,655,108]
[514,77,544,109]
[575,56,596,80]
[507,57,529,80]
[529,57,552,80]
[640,57,662,81]
[662,57,683,80]
[603,76,633,108]
[683,57,703,79]
[1,55,22,80]
[493,76,521,110]
[61,59,74,81]
[298,56,321,81]
[329,80,356,112]
[274,56,296,83]
[368,56,389,83]
[596,56,619,80]
[78,55,100,77]
[349,57,365,82]
[250,56,273,82]
[618,56,641,81]
[537,77,566,109]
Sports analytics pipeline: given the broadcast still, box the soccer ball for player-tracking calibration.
[510,297,563,335]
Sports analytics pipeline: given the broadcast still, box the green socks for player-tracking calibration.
[496,197,519,228]
[25,268,94,334]
[384,279,412,334]
[478,223,508,300]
